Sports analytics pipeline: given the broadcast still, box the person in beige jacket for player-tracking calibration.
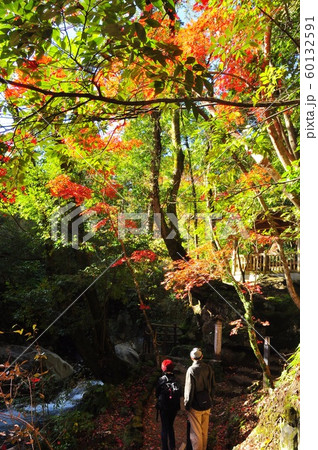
[184,348,215,450]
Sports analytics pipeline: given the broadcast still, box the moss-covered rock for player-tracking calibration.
[233,347,300,449]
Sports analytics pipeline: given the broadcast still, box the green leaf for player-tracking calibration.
[184,98,192,112]
[132,38,141,48]
[173,64,182,78]
[192,104,200,121]
[142,46,156,57]
[192,64,205,72]
[134,22,147,43]
[153,80,165,94]
[135,0,147,9]
[105,23,123,38]
[194,76,204,95]
[154,53,167,67]
[203,78,213,93]
[145,18,161,28]
[166,0,175,8]
[66,15,82,25]
[9,30,21,46]
[24,0,34,12]
[41,9,58,20]
[219,35,226,46]
[151,0,164,12]
[127,6,137,18]
[128,51,135,65]
[171,47,183,57]
[185,69,194,88]
[185,56,196,64]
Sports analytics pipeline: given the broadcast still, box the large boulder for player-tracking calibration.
[0,344,73,379]
[42,349,74,379]
[114,342,140,366]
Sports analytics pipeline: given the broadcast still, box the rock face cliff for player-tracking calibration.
[233,347,300,450]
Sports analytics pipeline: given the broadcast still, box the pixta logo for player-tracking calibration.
[50,207,248,249]
[50,203,97,249]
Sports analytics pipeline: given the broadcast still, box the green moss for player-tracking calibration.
[233,346,300,449]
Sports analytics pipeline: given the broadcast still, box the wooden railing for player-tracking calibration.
[143,323,184,354]
[233,252,300,274]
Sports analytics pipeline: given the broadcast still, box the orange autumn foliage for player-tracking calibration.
[163,244,232,298]
[238,165,272,188]
[47,174,92,205]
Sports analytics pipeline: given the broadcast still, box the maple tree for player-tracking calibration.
[0,0,299,218]
[163,240,275,386]
[0,0,299,390]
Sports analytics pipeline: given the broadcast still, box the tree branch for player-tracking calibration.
[257,6,300,52]
[0,76,300,109]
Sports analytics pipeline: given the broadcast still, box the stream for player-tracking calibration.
[0,380,103,434]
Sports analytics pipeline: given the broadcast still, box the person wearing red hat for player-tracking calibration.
[156,359,181,450]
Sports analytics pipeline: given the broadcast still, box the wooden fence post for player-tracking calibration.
[263,336,271,388]
[214,319,223,359]
[264,336,271,366]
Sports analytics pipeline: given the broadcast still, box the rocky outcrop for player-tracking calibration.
[115,342,140,366]
[233,349,300,449]
[43,349,74,379]
[0,344,73,379]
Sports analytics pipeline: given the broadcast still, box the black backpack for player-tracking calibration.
[157,375,181,411]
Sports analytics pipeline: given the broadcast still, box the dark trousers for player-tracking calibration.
[159,409,178,450]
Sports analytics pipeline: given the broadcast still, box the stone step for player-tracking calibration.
[215,384,245,397]
[226,366,262,376]
[227,373,261,386]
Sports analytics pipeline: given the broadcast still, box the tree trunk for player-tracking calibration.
[167,109,185,218]
[265,112,297,170]
[237,288,273,388]
[213,235,274,388]
[74,249,129,381]
[262,24,298,172]
[185,135,199,248]
[151,110,187,260]
[283,111,298,156]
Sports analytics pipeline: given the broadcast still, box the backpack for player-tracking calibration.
[156,375,181,411]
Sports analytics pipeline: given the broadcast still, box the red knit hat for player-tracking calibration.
[161,359,174,372]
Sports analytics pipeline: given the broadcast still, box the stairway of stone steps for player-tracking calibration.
[216,365,262,397]
[217,352,286,397]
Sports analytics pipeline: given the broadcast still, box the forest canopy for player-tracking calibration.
[0,0,300,387]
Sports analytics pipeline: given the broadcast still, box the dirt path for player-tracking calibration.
[141,360,261,449]
[143,394,188,450]
[142,360,189,449]
[88,361,259,449]
[142,385,258,450]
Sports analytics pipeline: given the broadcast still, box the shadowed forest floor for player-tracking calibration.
[142,390,259,450]
[143,399,188,449]
[84,361,262,449]
[141,359,260,449]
